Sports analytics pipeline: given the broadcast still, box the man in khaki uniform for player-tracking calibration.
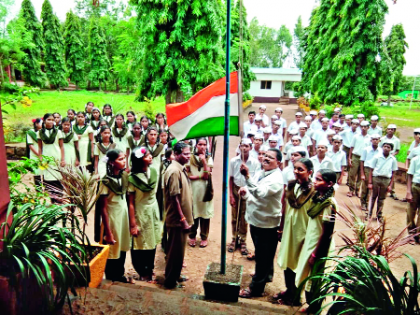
[406,155,420,243]
[163,142,193,288]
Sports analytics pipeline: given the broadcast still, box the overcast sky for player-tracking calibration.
[9,0,420,75]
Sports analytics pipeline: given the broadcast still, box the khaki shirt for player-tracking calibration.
[164,160,194,227]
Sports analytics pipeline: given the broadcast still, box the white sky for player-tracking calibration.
[9,0,420,75]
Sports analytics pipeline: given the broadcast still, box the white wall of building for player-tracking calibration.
[249,80,283,97]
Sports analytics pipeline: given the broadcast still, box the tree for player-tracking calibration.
[382,24,408,102]
[41,0,68,89]
[130,0,225,104]
[293,16,305,69]
[75,0,126,18]
[64,10,85,89]
[19,0,46,87]
[301,0,388,106]
[276,25,292,67]
[88,18,110,90]
[228,0,256,91]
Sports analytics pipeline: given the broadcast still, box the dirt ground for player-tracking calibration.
[15,102,419,310]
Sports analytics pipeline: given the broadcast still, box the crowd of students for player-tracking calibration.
[26,102,214,286]
[231,104,420,311]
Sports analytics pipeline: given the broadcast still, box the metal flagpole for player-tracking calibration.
[220,0,232,275]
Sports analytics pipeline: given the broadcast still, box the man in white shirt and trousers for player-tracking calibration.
[237,148,284,298]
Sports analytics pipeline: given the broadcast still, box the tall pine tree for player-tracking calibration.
[88,18,110,90]
[382,24,408,102]
[130,0,225,104]
[19,0,46,87]
[41,0,68,89]
[64,10,85,89]
[301,0,388,105]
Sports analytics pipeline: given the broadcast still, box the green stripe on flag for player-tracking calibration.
[184,116,239,140]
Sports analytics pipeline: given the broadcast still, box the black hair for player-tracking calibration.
[60,117,72,131]
[33,118,42,131]
[126,111,136,125]
[293,150,307,158]
[85,102,94,112]
[165,149,173,159]
[102,104,113,116]
[195,137,210,156]
[382,142,394,150]
[67,109,76,115]
[131,147,150,174]
[248,111,256,116]
[114,113,125,128]
[295,158,314,173]
[106,149,123,176]
[98,125,113,144]
[318,169,337,184]
[130,122,143,136]
[174,142,189,155]
[146,126,158,137]
[140,115,150,126]
[76,111,87,125]
[154,112,167,125]
[53,112,61,118]
[339,114,345,118]
[42,113,54,129]
[268,148,282,162]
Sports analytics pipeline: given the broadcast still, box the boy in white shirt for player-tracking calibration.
[250,134,264,160]
[304,115,314,139]
[274,107,287,137]
[310,109,326,131]
[272,120,284,149]
[368,142,398,221]
[311,117,330,152]
[327,135,347,184]
[310,140,334,175]
[360,134,382,211]
[254,117,264,137]
[284,136,307,167]
[326,129,336,152]
[262,127,272,147]
[243,111,256,137]
[257,105,270,127]
[379,124,400,200]
[287,112,303,141]
[368,115,382,136]
[298,123,312,155]
[283,129,299,157]
[343,114,353,130]
[406,155,420,243]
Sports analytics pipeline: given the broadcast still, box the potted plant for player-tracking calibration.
[0,202,88,315]
[48,165,109,288]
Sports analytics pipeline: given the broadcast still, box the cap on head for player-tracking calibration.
[334,108,341,113]
[263,127,272,134]
[333,122,341,128]
[370,133,381,139]
[254,134,263,140]
[268,135,278,142]
[241,138,253,145]
[319,109,326,114]
[274,120,282,126]
[271,115,278,119]
[317,140,329,148]
[326,129,336,135]
[333,135,343,141]
[259,105,267,109]
[371,115,379,121]
[291,146,306,154]
[289,129,299,135]
[255,117,263,121]
[414,128,420,133]
[346,114,354,119]
[357,114,365,118]
[360,121,370,127]
[387,124,397,129]
[291,135,302,141]
[295,112,303,117]
[309,110,318,115]
[321,117,329,122]
[305,115,312,121]
[275,107,283,112]
[298,122,308,129]
[351,119,360,124]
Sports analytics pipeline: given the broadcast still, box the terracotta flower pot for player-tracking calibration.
[87,244,109,288]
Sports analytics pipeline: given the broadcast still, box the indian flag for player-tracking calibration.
[166,72,240,140]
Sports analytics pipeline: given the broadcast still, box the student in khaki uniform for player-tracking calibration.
[163,142,193,289]
[128,147,161,282]
[97,149,132,283]
[406,155,420,243]
[368,142,398,220]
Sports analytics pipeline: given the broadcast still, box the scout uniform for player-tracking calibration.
[407,156,420,237]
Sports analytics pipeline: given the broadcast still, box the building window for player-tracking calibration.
[260,81,272,90]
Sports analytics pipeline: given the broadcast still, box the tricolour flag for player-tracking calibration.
[166,71,240,140]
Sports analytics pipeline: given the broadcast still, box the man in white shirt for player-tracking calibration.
[340,119,359,159]
[298,123,312,154]
[287,112,303,141]
[310,109,326,131]
[348,121,371,197]
[238,148,283,298]
[379,124,401,200]
[272,120,284,149]
[343,114,353,130]
[406,128,420,169]
[304,115,314,139]
[360,134,382,211]
[406,155,420,243]
[268,134,281,151]
[283,129,299,157]
[368,115,382,136]
[254,117,264,137]
[229,139,260,254]
[256,105,270,127]
[368,142,398,220]
[274,107,287,137]
[327,135,347,184]
[310,140,334,175]
[250,134,263,160]
[243,111,256,137]
[311,117,330,152]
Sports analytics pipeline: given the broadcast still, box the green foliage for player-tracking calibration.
[382,24,408,98]
[396,142,409,163]
[41,0,68,89]
[351,101,380,120]
[301,0,388,106]
[228,0,256,92]
[299,247,420,314]
[248,17,292,68]
[293,16,305,69]
[64,10,85,87]
[292,81,304,97]
[243,91,253,101]
[19,0,46,87]
[131,0,225,104]
[399,76,420,92]
[75,0,126,18]
[142,97,156,122]
[309,92,322,110]
[0,202,88,314]
[88,18,110,89]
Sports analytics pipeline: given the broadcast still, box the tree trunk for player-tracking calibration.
[104,81,107,92]
[176,88,184,103]
[165,88,172,105]
[387,94,391,106]
[98,81,101,91]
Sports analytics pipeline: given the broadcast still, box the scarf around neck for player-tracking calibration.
[73,124,89,135]
[27,129,37,142]
[39,128,58,145]
[286,180,315,209]
[101,172,128,197]
[128,168,158,192]
[127,134,144,150]
[307,187,336,219]
[112,126,128,141]
[147,142,164,158]
[63,131,75,144]
[97,142,116,155]
[190,154,210,172]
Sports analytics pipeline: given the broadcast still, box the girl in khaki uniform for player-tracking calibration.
[128,147,161,282]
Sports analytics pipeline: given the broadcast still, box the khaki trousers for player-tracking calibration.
[360,167,371,209]
[369,176,391,218]
[349,155,361,194]
[231,183,248,242]
[407,183,420,234]
[343,146,350,184]
[189,218,210,240]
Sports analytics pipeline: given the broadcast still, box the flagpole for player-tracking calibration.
[221,0,232,275]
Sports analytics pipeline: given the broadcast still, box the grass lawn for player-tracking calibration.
[2,90,165,127]
[378,104,420,129]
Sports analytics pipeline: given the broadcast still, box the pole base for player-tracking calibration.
[203,262,243,302]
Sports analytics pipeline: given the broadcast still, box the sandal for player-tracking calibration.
[199,240,208,248]
[240,243,249,256]
[227,240,236,252]
[247,253,255,261]
[239,288,253,298]
[188,238,196,247]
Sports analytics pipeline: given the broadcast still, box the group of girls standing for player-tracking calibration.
[276,155,337,313]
